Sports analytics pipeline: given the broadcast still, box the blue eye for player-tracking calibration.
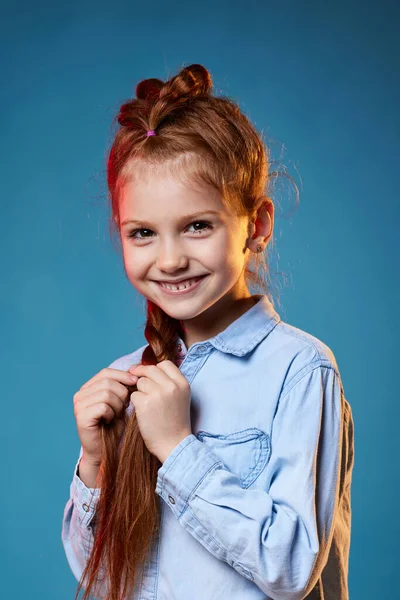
[127,220,213,241]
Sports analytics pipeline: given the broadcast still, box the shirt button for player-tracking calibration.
[197,344,207,353]
[168,495,176,504]
[82,503,90,512]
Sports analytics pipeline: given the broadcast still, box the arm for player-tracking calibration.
[155,363,347,600]
[78,455,101,489]
[61,354,133,590]
[61,351,147,596]
[61,447,104,586]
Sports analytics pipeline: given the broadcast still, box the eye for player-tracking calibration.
[127,220,213,241]
[127,227,152,240]
[187,220,213,234]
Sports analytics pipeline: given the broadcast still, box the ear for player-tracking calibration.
[247,198,274,253]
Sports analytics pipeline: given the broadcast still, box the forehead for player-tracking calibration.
[118,162,227,219]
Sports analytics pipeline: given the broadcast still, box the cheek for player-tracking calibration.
[202,231,231,261]
[218,231,246,263]
[122,250,147,279]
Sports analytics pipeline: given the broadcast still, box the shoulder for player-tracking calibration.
[273,320,339,368]
[106,343,148,371]
[269,320,341,392]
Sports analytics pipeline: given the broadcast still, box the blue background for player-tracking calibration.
[1,0,398,597]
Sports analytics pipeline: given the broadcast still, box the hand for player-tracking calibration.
[73,367,139,466]
[128,360,192,463]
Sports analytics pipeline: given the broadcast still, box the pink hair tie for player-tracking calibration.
[146,130,156,137]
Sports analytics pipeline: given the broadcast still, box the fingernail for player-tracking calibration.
[130,375,138,382]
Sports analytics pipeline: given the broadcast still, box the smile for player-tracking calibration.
[155,274,208,295]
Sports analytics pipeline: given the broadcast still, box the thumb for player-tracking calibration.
[128,364,138,378]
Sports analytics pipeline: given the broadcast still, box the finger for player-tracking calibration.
[129,389,146,408]
[80,389,129,416]
[76,379,131,411]
[155,360,187,385]
[129,364,168,385]
[80,368,137,391]
[80,401,118,425]
[78,378,130,400]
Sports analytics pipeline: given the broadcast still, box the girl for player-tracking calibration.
[62,63,354,600]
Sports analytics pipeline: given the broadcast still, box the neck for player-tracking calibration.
[180,293,258,350]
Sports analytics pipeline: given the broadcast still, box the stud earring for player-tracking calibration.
[256,245,263,253]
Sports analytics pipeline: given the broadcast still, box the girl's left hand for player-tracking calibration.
[128,360,192,464]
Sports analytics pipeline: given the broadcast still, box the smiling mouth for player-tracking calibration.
[155,274,208,291]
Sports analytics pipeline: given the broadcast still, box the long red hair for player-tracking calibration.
[75,63,298,600]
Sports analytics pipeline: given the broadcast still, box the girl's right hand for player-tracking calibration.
[73,367,138,466]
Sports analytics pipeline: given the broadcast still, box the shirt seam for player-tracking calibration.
[280,362,339,401]
[274,322,333,361]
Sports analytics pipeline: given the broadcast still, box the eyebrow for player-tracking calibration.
[121,210,222,227]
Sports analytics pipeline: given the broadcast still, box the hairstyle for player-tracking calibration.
[75,63,298,600]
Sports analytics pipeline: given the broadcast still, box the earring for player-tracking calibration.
[256,245,263,253]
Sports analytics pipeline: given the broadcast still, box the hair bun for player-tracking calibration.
[135,65,212,107]
[176,64,213,97]
[158,63,213,104]
[136,78,164,101]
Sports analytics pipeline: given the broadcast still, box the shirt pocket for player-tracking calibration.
[196,427,270,488]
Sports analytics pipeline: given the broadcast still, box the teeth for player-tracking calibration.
[160,276,201,291]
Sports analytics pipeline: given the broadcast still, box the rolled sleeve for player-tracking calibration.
[70,453,101,527]
[61,449,103,587]
[155,434,223,517]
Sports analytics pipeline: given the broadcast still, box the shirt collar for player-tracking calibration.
[176,294,281,358]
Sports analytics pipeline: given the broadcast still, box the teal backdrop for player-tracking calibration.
[1,0,398,597]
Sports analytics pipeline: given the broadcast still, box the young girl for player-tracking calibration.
[62,63,354,600]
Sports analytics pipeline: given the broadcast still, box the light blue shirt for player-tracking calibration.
[62,294,354,600]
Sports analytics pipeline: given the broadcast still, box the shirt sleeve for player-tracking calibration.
[155,364,345,600]
[61,447,107,595]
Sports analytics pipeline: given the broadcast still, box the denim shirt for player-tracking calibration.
[62,294,354,600]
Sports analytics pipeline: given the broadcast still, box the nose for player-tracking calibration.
[155,241,189,272]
